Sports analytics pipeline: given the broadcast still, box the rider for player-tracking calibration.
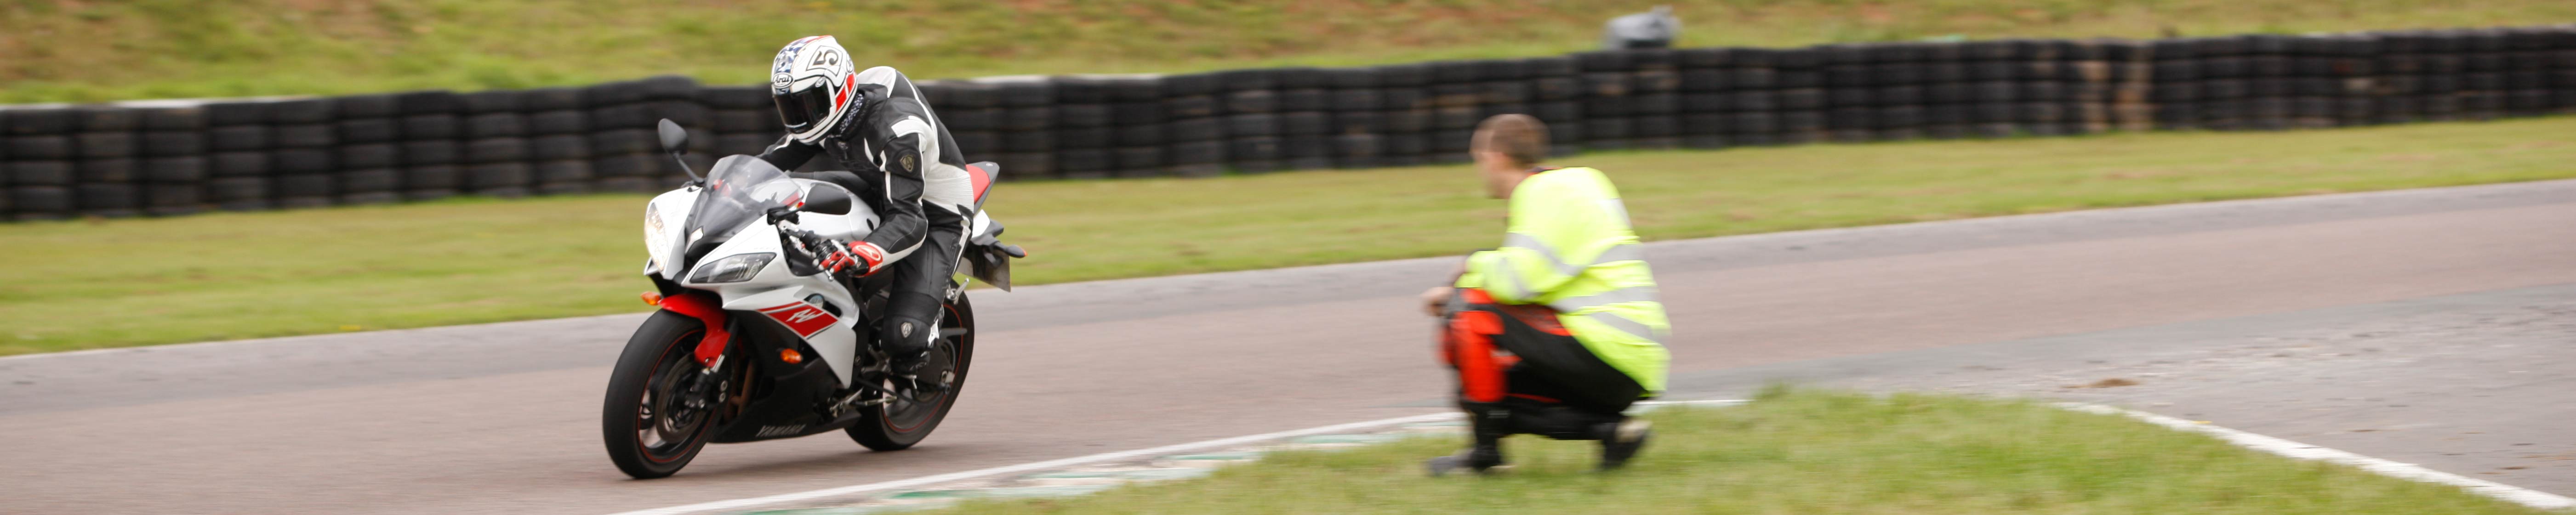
[759,35,975,390]
[1421,114,1670,475]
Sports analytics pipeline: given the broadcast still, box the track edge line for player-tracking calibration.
[2057,402,2576,510]
[603,399,1747,515]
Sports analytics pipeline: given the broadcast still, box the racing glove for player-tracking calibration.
[814,239,889,281]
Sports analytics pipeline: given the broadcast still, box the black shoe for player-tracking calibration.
[1426,446,1505,477]
[1598,419,1652,470]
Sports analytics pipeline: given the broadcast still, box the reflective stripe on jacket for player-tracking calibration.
[1453,167,1670,394]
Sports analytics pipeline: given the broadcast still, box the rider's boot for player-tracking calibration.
[1425,442,1506,477]
[881,316,947,397]
[1429,403,1514,476]
[1596,418,1653,470]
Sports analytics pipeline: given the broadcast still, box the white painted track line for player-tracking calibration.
[600,412,1458,515]
[2060,403,2576,510]
[619,399,2573,515]
[603,399,1751,515]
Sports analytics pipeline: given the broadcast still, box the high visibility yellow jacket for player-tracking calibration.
[1453,167,1670,394]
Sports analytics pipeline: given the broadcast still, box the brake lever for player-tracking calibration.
[778,228,831,277]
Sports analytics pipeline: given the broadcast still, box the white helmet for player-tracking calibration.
[770,35,860,144]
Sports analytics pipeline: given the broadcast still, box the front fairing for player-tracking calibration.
[677,219,865,385]
[642,155,866,385]
[644,187,698,281]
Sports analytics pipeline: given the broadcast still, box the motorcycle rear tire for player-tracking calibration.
[849,292,976,451]
[602,310,729,479]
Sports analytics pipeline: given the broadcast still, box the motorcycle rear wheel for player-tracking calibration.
[602,310,733,479]
[848,292,975,451]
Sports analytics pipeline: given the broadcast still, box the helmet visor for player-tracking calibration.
[774,83,836,132]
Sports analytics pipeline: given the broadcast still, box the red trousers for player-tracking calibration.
[1440,289,1644,417]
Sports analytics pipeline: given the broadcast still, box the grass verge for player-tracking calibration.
[903,390,2551,515]
[4,116,2575,354]
[6,0,2574,103]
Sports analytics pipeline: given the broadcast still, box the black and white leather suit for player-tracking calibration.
[755,67,974,369]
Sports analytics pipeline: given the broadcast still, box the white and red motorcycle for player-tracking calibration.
[603,120,1024,479]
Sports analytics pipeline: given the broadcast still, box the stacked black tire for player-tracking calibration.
[1820,43,1912,142]
[333,94,403,206]
[459,88,541,199]
[1214,69,1283,173]
[5,25,2576,222]
[392,91,465,201]
[515,87,593,196]
[1157,73,1226,176]
[2106,41,2156,132]
[585,76,706,192]
[914,80,1001,177]
[5,108,77,219]
[1273,68,1335,171]
[1572,51,1645,149]
[1770,48,1829,143]
[1675,48,1778,146]
[2141,29,2576,131]
[698,85,785,182]
[199,101,269,210]
[63,108,142,217]
[264,98,342,208]
[987,78,1059,178]
[1366,63,1432,166]
[2367,28,2576,123]
[1670,48,1740,148]
[1049,76,1122,178]
[1100,75,1170,177]
[1322,66,1386,168]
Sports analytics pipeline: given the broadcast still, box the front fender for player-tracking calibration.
[655,292,732,368]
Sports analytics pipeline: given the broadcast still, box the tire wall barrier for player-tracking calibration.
[4,24,2574,220]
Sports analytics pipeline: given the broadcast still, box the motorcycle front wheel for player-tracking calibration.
[602,310,735,479]
[848,291,975,451]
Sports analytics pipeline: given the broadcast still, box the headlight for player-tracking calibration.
[643,204,669,274]
[687,253,775,283]
[645,203,665,234]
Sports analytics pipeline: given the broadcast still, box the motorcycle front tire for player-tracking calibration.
[602,310,729,479]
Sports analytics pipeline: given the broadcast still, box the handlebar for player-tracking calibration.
[776,223,832,277]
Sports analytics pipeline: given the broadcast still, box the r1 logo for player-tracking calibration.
[758,302,839,339]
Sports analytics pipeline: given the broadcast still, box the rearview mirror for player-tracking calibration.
[657,119,704,184]
[656,119,689,154]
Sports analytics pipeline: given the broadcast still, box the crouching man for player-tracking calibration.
[1421,114,1672,475]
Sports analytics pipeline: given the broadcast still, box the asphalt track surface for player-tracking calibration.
[5,179,2573,514]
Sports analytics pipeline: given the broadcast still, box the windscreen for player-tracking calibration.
[678,155,802,265]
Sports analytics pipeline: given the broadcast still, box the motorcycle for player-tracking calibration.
[603,120,1026,479]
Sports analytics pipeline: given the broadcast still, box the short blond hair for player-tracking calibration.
[1471,114,1549,167]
